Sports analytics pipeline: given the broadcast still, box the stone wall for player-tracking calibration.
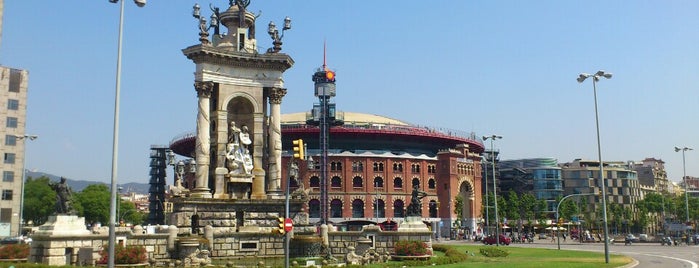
[326,225,432,258]
[30,226,170,266]
[30,223,430,266]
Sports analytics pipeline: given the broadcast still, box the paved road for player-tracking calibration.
[440,239,698,268]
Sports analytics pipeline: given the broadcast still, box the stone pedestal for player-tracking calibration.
[397,216,430,232]
[34,215,91,236]
[31,215,91,266]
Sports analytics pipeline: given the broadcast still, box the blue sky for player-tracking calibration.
[1,1,697,184]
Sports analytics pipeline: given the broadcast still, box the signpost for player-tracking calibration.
[284,218,293,233]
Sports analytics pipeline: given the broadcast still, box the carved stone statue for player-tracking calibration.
[406,185,427,217]
[226,121,253,175]
[50,177,75,215]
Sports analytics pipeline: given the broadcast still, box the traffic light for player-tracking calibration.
[276,217,285,235]
[292,139,304,160]
[325,70,336,82]
[312,70,336,83]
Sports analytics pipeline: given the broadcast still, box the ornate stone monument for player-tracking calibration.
[398,185,431,232]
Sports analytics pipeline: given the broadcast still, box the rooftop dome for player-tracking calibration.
[280,112,410,126]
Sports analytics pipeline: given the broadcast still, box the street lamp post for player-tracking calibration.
[674,146,693,224]
[483,135,502,246]
[577,70,612,263]
[107,1,145,268]
[14,134,37,237]
[482,156,489,237]
[556,193,594,250]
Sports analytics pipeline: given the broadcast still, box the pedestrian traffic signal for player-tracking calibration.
[292,139,304,160]
[276,217,286,235]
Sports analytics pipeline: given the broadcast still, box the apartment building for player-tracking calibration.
[0,66,29,237]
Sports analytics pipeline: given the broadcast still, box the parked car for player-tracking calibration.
[483,234,511,245]
[0,236,21,245]
[538,233,547,240]
[638,234,649,242]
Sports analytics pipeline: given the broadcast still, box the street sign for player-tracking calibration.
[284,218,293,233]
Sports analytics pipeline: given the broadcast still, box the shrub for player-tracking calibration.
[0,244,30,259]
[479,246,509,257]
[97,244,147,264]
[394,240,428,256]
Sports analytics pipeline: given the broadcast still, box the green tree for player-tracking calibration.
[23,176,56,226]
[454,195,463,219]
[519,193,537,229]
[504,191,520,223]
[75,184,111,225]
[535,199,548,226]
[558,199,580,221]
[119,201,145,226]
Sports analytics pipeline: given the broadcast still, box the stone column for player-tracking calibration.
[267,87,287,195]
[251,113,267,199]
[192,81,213,198]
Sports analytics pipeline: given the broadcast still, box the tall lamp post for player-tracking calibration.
[14,134,37,237]
[107,1,145,268]
[483,135,502,246]
[482,156,489,236]
[674,146,693,224]
[577,70,612,263]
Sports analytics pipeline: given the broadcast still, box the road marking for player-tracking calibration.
[627,252,698,268]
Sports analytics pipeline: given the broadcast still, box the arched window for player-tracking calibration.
[428,179,436,189]
[331,176,342,188]
[309,199,320,218]
[429,200,438,218]
[330,199,343,218]
[393,177,403,189]
[373,162,379,172]
[379,163,384,171]
[310,176,320,188]
[374,177,384,188]
[331,161,343,171]
[393,200,405,218]
[412,178,420,189]
[354,162,363,172]
[375,199,385,218]
[352,199,364,218]
[353,176,363,188]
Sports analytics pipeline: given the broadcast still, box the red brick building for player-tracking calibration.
[280,112,485,236]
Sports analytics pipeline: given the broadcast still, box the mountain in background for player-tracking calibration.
[26,171,150,194]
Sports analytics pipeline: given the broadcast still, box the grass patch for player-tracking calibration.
[433,244,631,268]
[360,244,631,268]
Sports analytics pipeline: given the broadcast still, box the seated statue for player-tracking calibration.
[226,121,253,175]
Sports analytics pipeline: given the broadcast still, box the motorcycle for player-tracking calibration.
[660,237,673,246]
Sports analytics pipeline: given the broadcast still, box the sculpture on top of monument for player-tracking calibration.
[406,185,427,217]
[50,177,76,215]
[226,121,254,175]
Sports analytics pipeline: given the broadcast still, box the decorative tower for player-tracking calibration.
[148,145,168,224]
[183,0,294,199]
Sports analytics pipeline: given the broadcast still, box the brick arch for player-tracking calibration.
[457,176,475,199]
[390,196,405,206]
[351,195,366,203]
